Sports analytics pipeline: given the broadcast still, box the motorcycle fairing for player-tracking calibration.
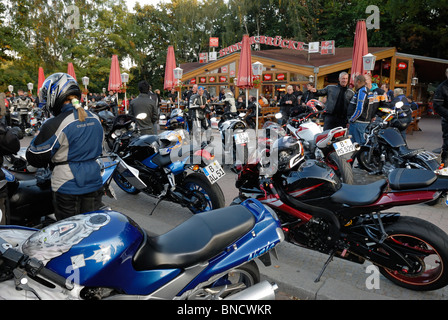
[178,199,283,296]
[20,210,181,295]
[2,199,282,298]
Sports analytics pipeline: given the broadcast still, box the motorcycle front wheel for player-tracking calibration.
[377,216,448,291]
[112,171,140,195]
[356,148,381,173]
[182,173,225,213]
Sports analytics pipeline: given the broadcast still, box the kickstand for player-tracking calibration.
[314,250,336,283]
[150,186,168,215]
[149,198,162,215]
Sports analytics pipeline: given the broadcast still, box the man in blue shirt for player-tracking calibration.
[347,75,371,144]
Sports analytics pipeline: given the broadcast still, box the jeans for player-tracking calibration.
[349,121,368,145]
[53,188,104,221]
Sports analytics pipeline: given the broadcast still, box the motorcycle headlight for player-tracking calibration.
[160,114,166,120]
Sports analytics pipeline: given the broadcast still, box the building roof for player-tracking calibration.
[181,47,396,76]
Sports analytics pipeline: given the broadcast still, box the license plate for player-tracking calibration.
[234,132,249,144]
[202,160,225,184]
[333,139,355,156]
[159,120,167,126]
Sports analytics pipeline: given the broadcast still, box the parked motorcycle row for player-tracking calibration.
[1,96,448,300]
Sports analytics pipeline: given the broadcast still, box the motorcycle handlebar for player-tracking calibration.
[38,263,74,290]
[0,242,73,291]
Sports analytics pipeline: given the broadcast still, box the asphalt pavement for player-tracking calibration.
[18,114,448,300]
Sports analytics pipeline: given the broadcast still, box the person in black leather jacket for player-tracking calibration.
[129,81,159,135]
[434,68,448,165]
[189,86,211,143]
[312,72,354,130]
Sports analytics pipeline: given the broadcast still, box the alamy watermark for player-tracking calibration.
[365,265,381,290]
[65,5,80,30]
[169,126,283,174]
[366,5,380,30]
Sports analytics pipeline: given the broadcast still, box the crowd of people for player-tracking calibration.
[163,74,422,146]
[0,68,445,223]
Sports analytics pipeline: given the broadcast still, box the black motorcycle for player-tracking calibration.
[91,101,115,135]
[233,135,448,291]
[355,101,439,175]
[105,113,141,154]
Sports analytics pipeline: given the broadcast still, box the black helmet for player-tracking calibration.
[272,136,304,171]
[39,73,81,116]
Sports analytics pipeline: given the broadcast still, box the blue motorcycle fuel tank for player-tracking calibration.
[378,127,406,148]
[21,210,180,295]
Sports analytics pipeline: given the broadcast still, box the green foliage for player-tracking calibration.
[1,0,447,95]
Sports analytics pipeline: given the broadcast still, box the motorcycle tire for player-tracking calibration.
[112,171,141,195]
[356,148,381,173]
[182,173,225,213]
[377,216,448,291]
[328,152,354,184]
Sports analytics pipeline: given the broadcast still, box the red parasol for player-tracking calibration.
[237,34,258,133]
[37,67,45,94]
[67,62,77,82]
[236,34,254,89]
[350,20,369,85]
[108,54,122,92]
[164,46,177,91]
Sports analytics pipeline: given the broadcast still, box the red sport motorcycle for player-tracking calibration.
[232,136,448,291]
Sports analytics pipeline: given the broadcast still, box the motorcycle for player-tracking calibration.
[212,110,249,171]
[0,198,283,300]
[104,113,141,154]
[27,107,46,136]
[3,147,39,174]
[355,101,440,176]
[1,153,144,228]
[112,127,226,214]
[161,107,189,132]
[233,137,448,291]
[90,101,116,137]
[274,100,356,184]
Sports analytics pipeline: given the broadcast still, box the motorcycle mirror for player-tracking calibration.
[275,112,282,119]
[136,113,147,120]
[395,101,404,109]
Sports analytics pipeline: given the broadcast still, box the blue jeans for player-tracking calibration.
[349,121,368,145]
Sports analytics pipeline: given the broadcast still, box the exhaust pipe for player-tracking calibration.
[225,281,278,300]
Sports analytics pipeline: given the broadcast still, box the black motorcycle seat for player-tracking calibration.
[133,205,256,270]
[388,168,437,190]
[330,179,387,206]
[151,153,172,167]
[398,146,422,159]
